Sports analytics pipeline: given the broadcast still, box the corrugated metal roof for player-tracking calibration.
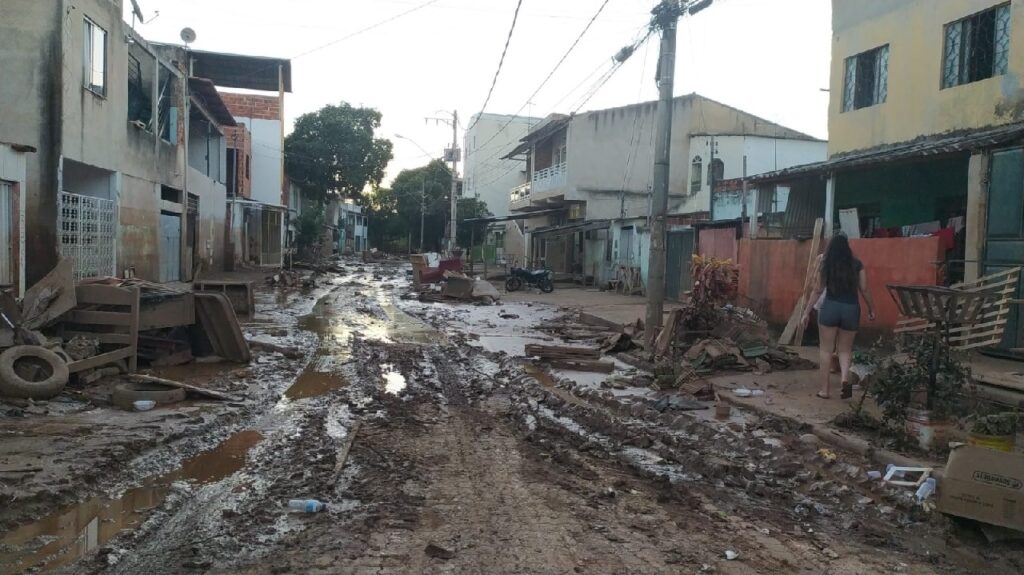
[750,122,1024,183]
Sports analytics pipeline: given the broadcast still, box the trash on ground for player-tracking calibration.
[287,499,326,513]
[938,444,1024,533]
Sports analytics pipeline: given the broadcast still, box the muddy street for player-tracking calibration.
[1,263,1021,575]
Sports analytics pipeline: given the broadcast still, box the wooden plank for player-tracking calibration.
[76,284,134,306]
[63,331,132,345]
[546,359,615,373]
[139,294,195,330]
[68,310,133,326]
[654,309,683,358]
[332,421,362,485]
[130,374,238,401]
[779,218,823,346]
[524,344,601,360]
[794,252,824,345]
[68,349,132,373]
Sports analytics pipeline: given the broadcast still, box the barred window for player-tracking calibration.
[943,4,1011,89]
[842,45,889,112]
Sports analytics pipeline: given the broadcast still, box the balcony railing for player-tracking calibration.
[510,182,531,210]
[532,162,566,195]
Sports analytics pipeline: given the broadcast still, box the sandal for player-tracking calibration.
[816,391,830,399]
[840,382,853,399]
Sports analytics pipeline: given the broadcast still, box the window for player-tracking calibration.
[842,45,888,111]
[690,156,703,192]
[707,158,724,186]
[943,4,1010,89]
[83,18,107,95]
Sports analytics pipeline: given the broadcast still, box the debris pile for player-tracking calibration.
[525,344,614,373]
[0,258,255,411]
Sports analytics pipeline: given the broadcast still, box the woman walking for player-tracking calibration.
[803,234,876,399]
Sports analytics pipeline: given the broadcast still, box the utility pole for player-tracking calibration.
[449,110,460,254]
[708,136,717,221]
[420,176,426,252]
[644,1,680,343]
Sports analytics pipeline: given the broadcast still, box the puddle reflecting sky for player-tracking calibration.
[0,430,263,575]
[381,365,407,395]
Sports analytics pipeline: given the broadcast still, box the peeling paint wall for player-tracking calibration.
[830,0,1024,155]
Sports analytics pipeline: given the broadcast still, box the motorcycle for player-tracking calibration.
[505,267,555,293]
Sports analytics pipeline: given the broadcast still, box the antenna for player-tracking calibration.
[180,27,197,46]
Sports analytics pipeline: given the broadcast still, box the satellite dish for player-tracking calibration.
[180,27,196,45]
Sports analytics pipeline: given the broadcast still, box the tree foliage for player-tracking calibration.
[363,160,493,253]
[285,103,393,202]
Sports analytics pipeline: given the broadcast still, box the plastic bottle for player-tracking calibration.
[288,499,326,512]
[915,478,937,502]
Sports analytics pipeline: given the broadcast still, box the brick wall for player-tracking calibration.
[223,125,252,199]
[218,92,282,121]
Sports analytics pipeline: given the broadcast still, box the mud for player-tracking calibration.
[2,261,1023,574]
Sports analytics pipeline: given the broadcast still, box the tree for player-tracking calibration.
[285,103,393,202]
[457,197,493,248]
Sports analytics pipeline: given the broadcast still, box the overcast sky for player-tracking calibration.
[128,0,832,184]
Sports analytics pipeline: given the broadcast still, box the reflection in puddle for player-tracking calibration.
[381,365,407,395]
[0,430,263,574]
[284,353,349,400]
[299,289,440,346]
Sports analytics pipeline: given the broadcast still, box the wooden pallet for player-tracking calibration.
[894,267,1020,350]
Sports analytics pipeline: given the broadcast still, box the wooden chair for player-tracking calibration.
[63,284,140,373]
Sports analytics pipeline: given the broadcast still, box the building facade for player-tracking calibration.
[463,113,540,218]
[500,94,825,290]
[745,0,1024,339]
[0,0,237,288]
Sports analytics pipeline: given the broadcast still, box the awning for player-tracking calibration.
[188,49,292,93]
[189,78,237,127]
[532,219,611,237]
[750,121,1024,184]
[463,208,566,224]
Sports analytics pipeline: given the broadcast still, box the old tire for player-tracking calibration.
[0,345,70,400]
[505,277,523,292]
[111,382,186,410]
[538,278,555,293]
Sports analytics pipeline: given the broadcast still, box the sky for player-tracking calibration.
[127,0,833,185]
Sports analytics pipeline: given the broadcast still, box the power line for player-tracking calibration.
[290,0,443,61]
[467,0,526,133]
[470,0,619,157]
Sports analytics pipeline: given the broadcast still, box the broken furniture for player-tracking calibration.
[194,292,251,362]
[61,284,141,374]
[412,256,464,286]
[194,280,255,319]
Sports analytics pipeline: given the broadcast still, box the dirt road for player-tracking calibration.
[3,263,1021,574]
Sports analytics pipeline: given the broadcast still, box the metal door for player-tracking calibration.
[159,213,181,282]
[666,230,695,301]
[0,182,13,288]
[983,147,1024,351]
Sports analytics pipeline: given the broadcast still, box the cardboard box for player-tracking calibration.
[938,445,1024,532]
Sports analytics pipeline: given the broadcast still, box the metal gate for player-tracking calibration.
[0,182,13,287]
[666,229,695,301]
[59,191,116,281]
[983,147,1024,352]
[159,213,181,282]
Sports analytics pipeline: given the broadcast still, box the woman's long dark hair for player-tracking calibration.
[823,234,858,296]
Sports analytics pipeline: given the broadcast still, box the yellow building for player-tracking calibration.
[830,0,1024,156]
[749,0,1024,351]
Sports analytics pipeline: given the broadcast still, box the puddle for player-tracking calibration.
[284,353,350,400]
[381,365,407,395]
[0,430,263,574]
[299,288,441,346]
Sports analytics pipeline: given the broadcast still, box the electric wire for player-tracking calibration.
[467,0,526,133]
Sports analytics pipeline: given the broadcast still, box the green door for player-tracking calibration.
[983,147,1024,351]
[666,230,695,301]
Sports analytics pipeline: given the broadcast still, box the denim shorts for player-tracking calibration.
[818,299,860,331]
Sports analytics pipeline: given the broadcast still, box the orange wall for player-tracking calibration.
[738,236,945,332]
[698,227,739,261]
